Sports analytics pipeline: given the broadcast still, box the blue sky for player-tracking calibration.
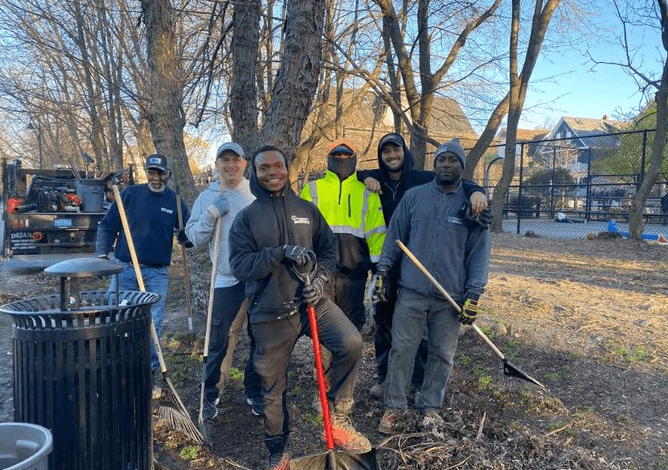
[518,6,664,129]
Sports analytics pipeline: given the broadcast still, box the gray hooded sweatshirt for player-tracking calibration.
[185,178,255,288]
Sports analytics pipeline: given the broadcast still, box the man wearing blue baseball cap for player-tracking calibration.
[96,154,191,370]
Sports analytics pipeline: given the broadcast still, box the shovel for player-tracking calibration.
[395,239,546,391]
[290,256,378,470]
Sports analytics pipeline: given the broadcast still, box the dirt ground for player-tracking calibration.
[1,232,667,469]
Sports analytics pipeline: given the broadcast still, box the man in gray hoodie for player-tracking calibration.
[374,138,491,434]
[185,142,261,420]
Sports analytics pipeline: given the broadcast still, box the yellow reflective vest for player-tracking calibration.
[301,171,386,277]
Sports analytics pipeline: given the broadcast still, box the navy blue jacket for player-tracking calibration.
[96,184,189,267]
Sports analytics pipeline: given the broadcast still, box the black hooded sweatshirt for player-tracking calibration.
[229,151,337,323]
[357,138,484,224]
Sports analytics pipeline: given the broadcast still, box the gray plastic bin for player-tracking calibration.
[0,422,52,470]
[74,179,105,212]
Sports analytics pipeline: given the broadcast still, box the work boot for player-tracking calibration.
[246,394,264,417]
[378,409,406,435]
[201,397,220,421]
[266,451,290,470]
[264,436,290,470]
[327,399,372,453]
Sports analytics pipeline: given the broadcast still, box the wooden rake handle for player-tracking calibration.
[394,239,506,361]
[112,184,169,374]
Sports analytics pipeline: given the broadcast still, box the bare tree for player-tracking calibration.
[140,0,196,198]
[599,0,668,241]
[229,0,326,165]
[489,0,561,232]
[373,0,503,169]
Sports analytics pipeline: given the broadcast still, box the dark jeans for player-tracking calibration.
[108,263,168,370]
[252,297,362,441]
[374,278,427,388]
[203,283,260,404]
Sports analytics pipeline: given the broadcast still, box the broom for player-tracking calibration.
[112,184,204,443]
[169,187,202,379]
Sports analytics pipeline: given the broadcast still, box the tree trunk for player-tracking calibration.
[257,0,326,161]
[628,0,668,240]
[230,0,261,155]
[490,0,560,232]
[140,0,195,200]
[464,93,510,180]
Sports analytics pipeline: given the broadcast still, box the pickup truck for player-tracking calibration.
[1,158,134,273]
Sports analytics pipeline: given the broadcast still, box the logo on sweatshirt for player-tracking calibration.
[161,207,174,215]
[291,215,310,225]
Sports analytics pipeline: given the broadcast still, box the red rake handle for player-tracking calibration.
[306,303,335,450]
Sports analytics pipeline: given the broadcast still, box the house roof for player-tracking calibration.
[516,129,549,141]
[497,128,549,142]
[557,116,625,136]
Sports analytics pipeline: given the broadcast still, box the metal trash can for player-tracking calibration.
[0,422,52,470]
[0,258,158,470]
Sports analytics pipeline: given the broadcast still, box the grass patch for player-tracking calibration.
[457,354,472,367]
[180,445,200,460]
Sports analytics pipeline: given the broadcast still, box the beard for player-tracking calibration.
[147,181,166,193]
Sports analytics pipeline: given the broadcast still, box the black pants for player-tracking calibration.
[203,283,260,403]
[252,297,362,442]
[331,271,367,331]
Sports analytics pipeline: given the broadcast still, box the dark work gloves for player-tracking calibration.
[283,244,310,267]
[302,275,326,305]
[459,293,479,325]
[460,201,491,229]
[177,229,193,248]
[373,265,391,303]
[478,208,493,226]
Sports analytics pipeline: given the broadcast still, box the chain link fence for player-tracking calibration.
[480,129,668,240]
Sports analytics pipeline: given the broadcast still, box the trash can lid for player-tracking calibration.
[44,257,124,278]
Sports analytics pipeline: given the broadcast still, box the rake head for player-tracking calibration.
[155,381,206,444]
[503,360,546,390]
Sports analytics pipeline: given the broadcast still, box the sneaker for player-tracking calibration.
[369,382,383,400]
[247,396,263,416]
[421,409,445,429]
[378,409,402,435]
[266,451,290,470]
[201,397,220,421]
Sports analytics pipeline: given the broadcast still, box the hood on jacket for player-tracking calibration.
[376,133,415,183]
[327,137,357,180]
[248,145,293,200]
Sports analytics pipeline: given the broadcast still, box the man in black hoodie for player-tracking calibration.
[229,145,371,470]
[358,133,489,399]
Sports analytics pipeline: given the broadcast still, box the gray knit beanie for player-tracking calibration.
[435,138,466,168]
